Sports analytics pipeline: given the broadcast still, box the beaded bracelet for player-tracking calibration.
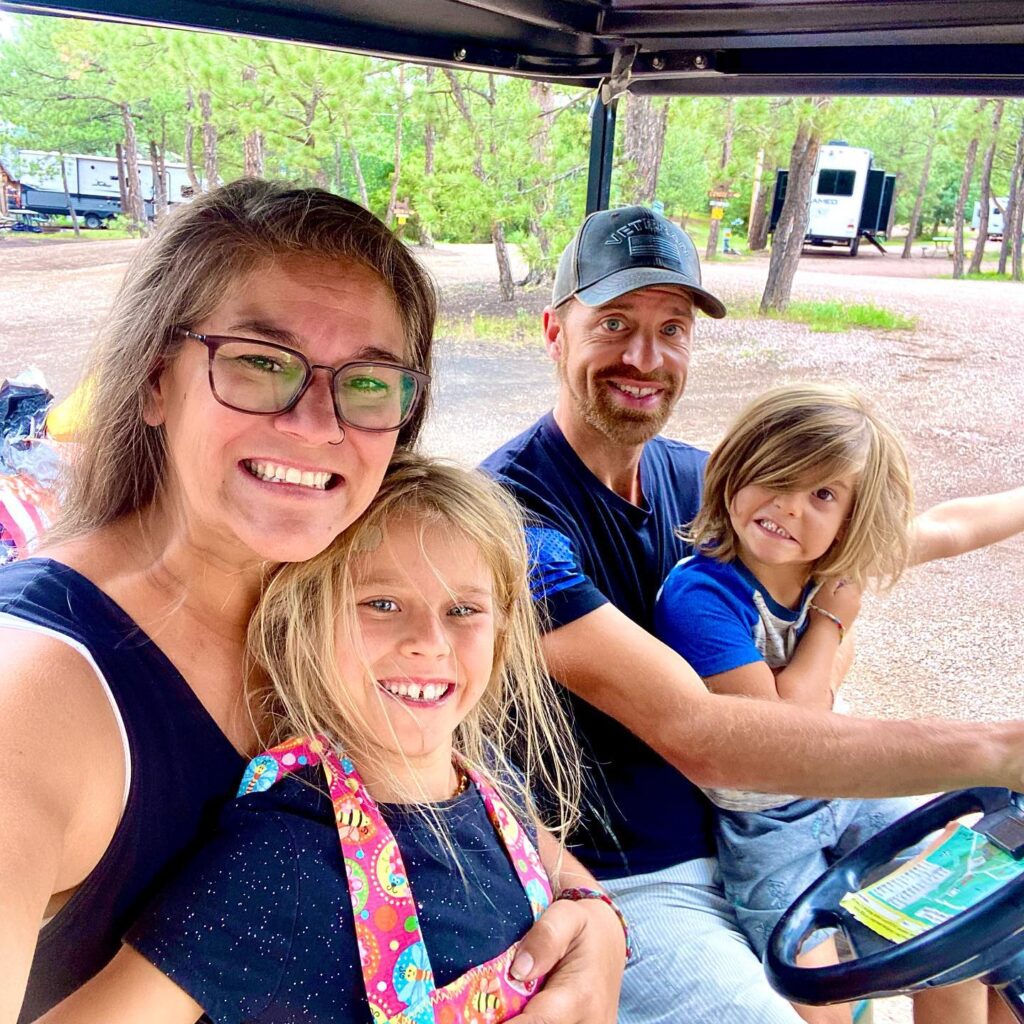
[808,602,845,644]
[556,886,633,962]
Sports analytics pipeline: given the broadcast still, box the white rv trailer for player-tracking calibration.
[972,197,1009,240]
[14,150,192,226]
[770,143,896,257]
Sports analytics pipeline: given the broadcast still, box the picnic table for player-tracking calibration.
[921,235,953,257]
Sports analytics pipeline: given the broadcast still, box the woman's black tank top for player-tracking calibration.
[0,558,247,1021]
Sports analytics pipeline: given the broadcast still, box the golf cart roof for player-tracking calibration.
[3,0,1024,97]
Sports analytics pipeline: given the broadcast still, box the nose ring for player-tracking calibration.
[328,426,346,447]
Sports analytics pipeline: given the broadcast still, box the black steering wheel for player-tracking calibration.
[764,788,1024,1012]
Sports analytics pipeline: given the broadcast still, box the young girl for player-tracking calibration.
[654,383,991,1024]
[38,454,628,1024]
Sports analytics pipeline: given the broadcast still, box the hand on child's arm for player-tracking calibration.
[509,837,624,1024]
[507,897,624,1024]
[32,945,203,1024]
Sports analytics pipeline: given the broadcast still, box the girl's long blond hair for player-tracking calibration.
[247,452,581,844]
[687,383,915,588]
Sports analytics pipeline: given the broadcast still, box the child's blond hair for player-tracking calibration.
[686,384,914,588]
[247,451,580,845]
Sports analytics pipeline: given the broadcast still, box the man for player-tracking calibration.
[482,205,1024,1022]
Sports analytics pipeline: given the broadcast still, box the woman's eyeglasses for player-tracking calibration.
[181,329,428,433]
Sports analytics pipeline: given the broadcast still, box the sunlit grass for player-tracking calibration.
[775,300,917,332]
[440,298,914,341]
[959,271,1019,282]
[438,310,538,343]
[728,297,916,332]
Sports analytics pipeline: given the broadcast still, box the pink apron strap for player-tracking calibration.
[321,746,436,1020]
[459,757,553,919]
[236,736,325,796]
[237,738,553,1024]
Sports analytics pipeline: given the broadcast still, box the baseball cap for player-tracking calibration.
[552,205,727,319]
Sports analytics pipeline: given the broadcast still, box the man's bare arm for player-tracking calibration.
[542,603,1024,799]
[0,631,125,1024]
[911,486,1024,565]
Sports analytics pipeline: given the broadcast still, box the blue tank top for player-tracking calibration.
[0,558,247,1022]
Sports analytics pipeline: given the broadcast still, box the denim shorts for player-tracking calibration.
[716,795,923,958]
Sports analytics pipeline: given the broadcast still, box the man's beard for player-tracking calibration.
[562,359,679,446]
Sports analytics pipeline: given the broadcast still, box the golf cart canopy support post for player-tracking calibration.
[586,95,617,216]
[3,0,1024,214]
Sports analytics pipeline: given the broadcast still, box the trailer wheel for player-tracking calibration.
[83,213,103,230]
[849,236,860,257]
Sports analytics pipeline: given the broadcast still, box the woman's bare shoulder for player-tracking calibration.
[2,625,125,755]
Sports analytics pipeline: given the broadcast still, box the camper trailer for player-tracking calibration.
[972,197,1009,240]
[770,143,896,256]
[14,150,192,227]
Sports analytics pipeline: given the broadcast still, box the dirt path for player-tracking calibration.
[2,237,1021,726]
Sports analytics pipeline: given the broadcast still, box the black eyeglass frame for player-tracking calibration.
[180,328,430,433]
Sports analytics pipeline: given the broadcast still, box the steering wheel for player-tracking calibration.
[764,788,1024,1009]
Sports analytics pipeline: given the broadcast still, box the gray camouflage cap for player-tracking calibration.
[552,205,727,318]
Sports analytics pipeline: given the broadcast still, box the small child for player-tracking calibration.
[38,454,628,1024]
[654,384,990,1024]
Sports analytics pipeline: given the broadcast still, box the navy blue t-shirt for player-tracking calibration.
[481,412,714,878]
[127,767,536,1024]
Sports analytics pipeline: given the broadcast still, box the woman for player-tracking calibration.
[0,179,624,1023]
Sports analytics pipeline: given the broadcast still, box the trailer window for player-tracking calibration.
[817,169,856,196]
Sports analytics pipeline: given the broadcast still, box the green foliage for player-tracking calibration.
[3,10,1022,271]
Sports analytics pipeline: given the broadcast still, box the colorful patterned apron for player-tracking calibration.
[238,737,553,1024]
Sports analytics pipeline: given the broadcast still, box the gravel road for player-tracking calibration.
[3,235,1022,1021]
[3,236,1021,719]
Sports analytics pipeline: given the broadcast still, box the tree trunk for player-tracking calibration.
[443,69,514,300]
[424,68,437,177]
[528,79,558,264]
[385,65,406,227]
[952,134,981,280]
[419,69,436,247]
[1013,192,1024,281]
[149,139,168,223]
[492,221,515,302]
[747,147,766,248]
[706,99,736,259]
[119,103,148,234]
[340,112,369,208]
[969,100,1005,275]
[242,66,265,177]
[760,119,821,313]
[183,88,203,196]
[624,94,669,205]
[902,130,937,258]
[244,129,265,178]
[115,142,129,214]
[58,151,81,238]
[999,117,1024,276]
[748,159,775,252]
[199,90,218,191]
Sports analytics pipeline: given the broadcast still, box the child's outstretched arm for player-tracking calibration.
[33,945,203,1024]
[911,485,1024,565]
